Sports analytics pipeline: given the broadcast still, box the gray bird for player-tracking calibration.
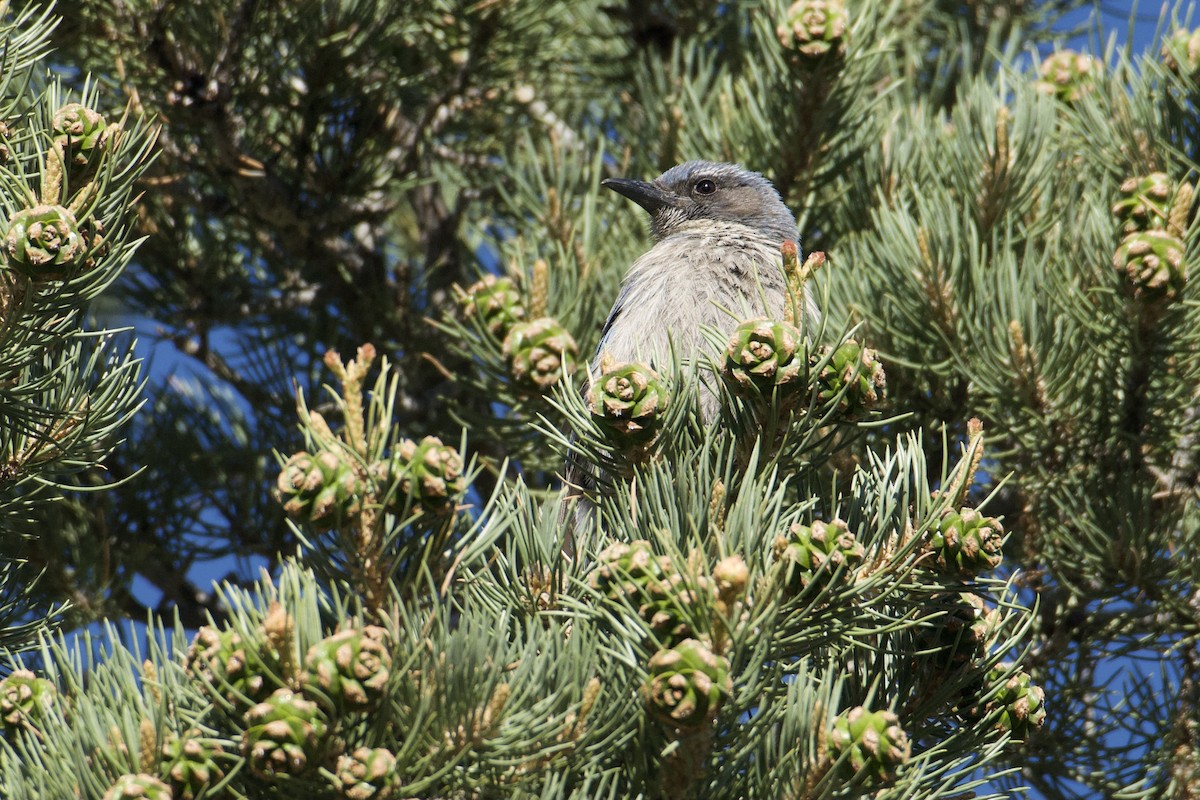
[593,160,813,417]
[562,162,811,551]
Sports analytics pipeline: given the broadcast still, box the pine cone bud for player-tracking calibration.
[242,688,330,779]
[1113,229,1188,303]
[925,508,1004,576]
[503,316,578,392]
[457,274,527,338]
[590,361,669,445]
[590,540,704,645]
[590,540,665,596]
[713,555,750,603]
[4,204,85,280]
[0,669,57,734]
[304,625,392,713]
[643,571,710,645]
[390,435,466,515]
[184,625,280,706]
[643,639,732,729]
[722,318,806,398]
[1034,50,1100,104]
[813,339,886,416]
[1112,173,1174,234]
[335,746,397,799]
[777,0,848,59]
[102,774,172,800]
[775,518,864,595]
[980,665,1046,739]
[918,596,989,671]
[1163,28,1200,79]
[163,733,226,800]
[51,103,111,168]
[275,450,364,529]
[829,706,911,784]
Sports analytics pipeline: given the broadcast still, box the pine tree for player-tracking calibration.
[2,0,1199,798]
[0,3,154,649]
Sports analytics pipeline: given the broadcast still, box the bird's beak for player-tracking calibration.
[601,178,677,214]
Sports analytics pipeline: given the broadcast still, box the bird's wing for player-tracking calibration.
[596,281,634,354]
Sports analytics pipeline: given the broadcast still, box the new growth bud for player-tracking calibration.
[777,0,849,60]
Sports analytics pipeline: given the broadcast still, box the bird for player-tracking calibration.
[592,160,813,417]
[561,161,812,552]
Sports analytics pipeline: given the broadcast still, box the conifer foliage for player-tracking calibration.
[2,0,1200,798]
[0,3,154,650]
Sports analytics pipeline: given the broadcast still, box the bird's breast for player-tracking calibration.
[596,226,788,368]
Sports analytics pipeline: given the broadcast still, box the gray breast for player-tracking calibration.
[598,226,786,361]
[593,223,793,417]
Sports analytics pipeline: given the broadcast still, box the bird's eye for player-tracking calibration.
[694,179,716,195]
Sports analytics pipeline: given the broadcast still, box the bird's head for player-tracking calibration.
[602,161,796,244]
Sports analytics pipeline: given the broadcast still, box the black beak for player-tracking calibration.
[602,178,677,214]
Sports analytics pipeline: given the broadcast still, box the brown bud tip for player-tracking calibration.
[802,251,827,272]
[714,555,750,598]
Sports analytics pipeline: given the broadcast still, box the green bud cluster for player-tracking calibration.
[774,518,865,595]
[1113,229,1187,304]
[51,103,111,168]
[304,625,392,713]
[102,774,172,800]
[1111,173,1174,235]
[590,361,669,446]
[722,318,806,399]
[1163,28,1200,79]
[776,0,848,60]
[184,624,282,706]
[981,665,1046,739]
[242,688,330,779]
[829,706,911,784]
[1109,170,1191,307]
[925,508,1005,576]
[4,204,86,281]
[335,746,398,799]
[503,316,578,392]
[276,450,364,529]
[642,638,732,730]
[163,733,226,800]
[0,669,58,735]
[918,596,989,671]
[277,435,468,526]
[457,274,527,338]
[813,339,886,416]
[388,435,466,516]
[180,615,404,792]
[1035,50,1100,104]
[590,540,709,645]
